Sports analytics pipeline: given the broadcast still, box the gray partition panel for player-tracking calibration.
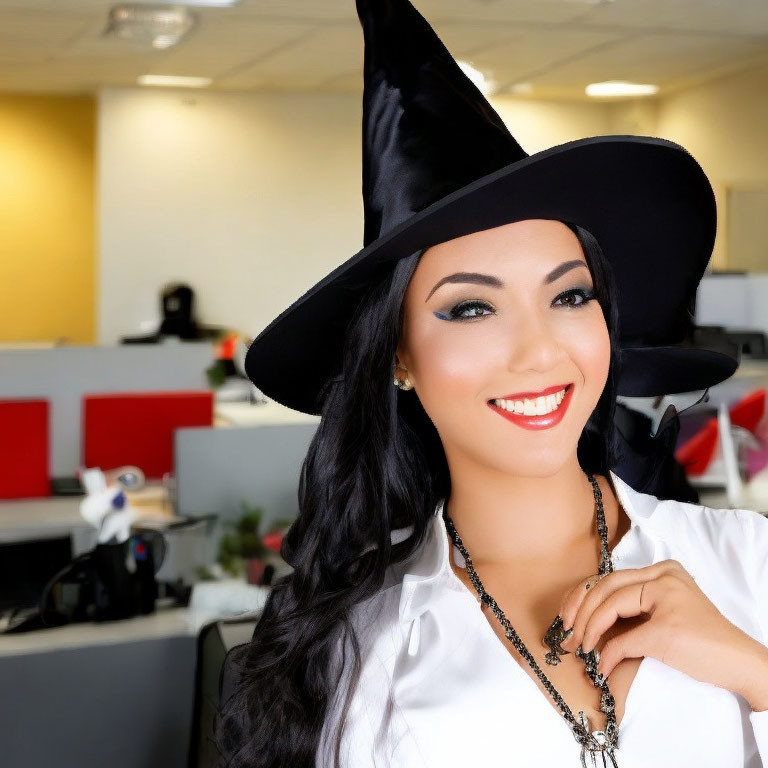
[0,343,212,477]
[174,423,318,528]
[0,635,196,768]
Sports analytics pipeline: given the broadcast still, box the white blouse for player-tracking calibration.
[317,469,768,768]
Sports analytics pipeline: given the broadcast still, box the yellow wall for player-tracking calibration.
[0,94,95,343]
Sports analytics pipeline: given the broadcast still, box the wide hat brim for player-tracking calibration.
[245,134,739,415]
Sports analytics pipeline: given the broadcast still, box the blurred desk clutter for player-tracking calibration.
[214,398,320,427]
[618,357,768,513]
[120,282,225,344]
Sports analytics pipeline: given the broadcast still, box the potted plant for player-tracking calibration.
[217,501,291,585]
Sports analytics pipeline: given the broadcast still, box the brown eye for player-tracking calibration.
[554,288,594,308]
[446,300,494,320]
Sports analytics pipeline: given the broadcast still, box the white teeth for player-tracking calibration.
[492,386,568,416]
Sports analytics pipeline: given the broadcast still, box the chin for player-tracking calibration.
[483,450,574,478]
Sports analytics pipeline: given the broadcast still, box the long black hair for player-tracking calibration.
[214,220,623,767]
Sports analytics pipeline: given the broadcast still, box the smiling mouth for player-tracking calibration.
[489,383,573,417]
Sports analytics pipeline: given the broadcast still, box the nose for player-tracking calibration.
[506,308,565,374]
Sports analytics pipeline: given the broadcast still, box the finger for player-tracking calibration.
[562,571,666,655]
[596,617,654,678]
[560,565,651,633]
[560,560,673,633]
[580,581,653,653]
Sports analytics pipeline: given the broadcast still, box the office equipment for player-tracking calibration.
[0,536,71,613]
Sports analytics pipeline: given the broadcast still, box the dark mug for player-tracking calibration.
[91,535,158,621]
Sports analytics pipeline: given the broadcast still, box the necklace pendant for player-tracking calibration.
[543,614,574,665]
[576,712,620,768]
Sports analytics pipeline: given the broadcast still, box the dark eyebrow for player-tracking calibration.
[424,260,589,302]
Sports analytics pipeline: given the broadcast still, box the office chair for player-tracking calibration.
[188,615,259,768]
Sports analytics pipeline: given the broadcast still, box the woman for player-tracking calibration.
[215,1,768,766]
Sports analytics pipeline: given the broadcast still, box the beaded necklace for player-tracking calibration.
[443,473,619,768]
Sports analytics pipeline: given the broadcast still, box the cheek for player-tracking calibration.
[414,321,492,390]
[570,314,611,394]
[408,321,501,397]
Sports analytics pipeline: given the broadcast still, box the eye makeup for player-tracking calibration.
[432,285,595,322]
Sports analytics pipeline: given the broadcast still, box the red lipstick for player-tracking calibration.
[487,383,573,431]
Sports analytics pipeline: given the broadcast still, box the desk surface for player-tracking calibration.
[0,495,188,544]
[214,399,320,426]
[0,495,88,543]
[0,605,195,657]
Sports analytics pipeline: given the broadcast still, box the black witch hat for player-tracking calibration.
[244,0,739,415]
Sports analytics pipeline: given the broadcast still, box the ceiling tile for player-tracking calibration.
[0,0,764,97]
[576,0,768,35]
[463,27,630,92]
[527,32,768,92]
[217,22,362,90]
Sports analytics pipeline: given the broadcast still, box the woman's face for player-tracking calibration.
[396,218,611,477]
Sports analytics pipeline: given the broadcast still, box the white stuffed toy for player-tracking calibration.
[79,467,139,545]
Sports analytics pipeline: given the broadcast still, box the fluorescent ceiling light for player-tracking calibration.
[105,5,196,49]
[138,74,212,87]
[456,60,496,97]
[131,0,240,4]
[585,80,659,98]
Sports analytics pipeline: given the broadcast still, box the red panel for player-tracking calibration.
[0,399,50,499]
[83,391,213,480]
[729,389,766,434]
[674,417,719,476]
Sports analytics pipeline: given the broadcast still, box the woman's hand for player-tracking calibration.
[557,560,768,712]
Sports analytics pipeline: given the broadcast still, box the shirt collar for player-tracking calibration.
[396,469,658,626]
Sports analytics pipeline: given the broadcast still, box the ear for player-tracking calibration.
[394,342,409,372]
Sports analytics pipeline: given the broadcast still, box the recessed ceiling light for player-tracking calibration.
[509,83,533,95]
[456,60,497,97]
[585,80,659,98]
[138,74,212,88]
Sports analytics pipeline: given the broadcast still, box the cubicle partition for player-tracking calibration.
[174,421,319,528]
[0,342,213,479]
[83,390,213,480]
[0,399,49,498]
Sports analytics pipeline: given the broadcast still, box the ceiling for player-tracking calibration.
[1,0,768,100]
